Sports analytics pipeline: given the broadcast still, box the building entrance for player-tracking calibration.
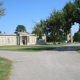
[22,36,27,45]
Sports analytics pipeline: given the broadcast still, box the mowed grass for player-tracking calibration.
[0,57,13,80]
[77,49,80,54]
[0,43,68,52]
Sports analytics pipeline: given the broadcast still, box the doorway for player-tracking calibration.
[22,36,27,45]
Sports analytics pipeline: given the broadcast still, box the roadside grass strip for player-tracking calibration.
[0,57,13,80]
[77,49,80,54]
[0,43,68,52]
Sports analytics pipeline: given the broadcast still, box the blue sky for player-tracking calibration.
[0,0,79,35]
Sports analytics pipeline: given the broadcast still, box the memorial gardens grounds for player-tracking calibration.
[0,43,68,52]
[0,57,12,80]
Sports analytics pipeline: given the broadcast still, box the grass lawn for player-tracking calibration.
[0,43,68,52]
[77,49,80,54]
[0,57,13,80]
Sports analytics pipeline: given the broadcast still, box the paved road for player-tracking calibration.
[0,44,80,80]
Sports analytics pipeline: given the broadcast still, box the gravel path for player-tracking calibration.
[0,44,80,80]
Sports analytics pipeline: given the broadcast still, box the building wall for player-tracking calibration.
[29,35,37,45]
[0,33,46,45]
[29,35,46,45]
[0,35,17,45]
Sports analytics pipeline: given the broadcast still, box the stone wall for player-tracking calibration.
[29,35,37,45]
[0,34,17,45]
[36,39,46,44]
[0,32,46,45]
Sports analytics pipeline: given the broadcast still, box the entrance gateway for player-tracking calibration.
[17,32,30,45]
[22,36,27,45]
[0,31,46,45]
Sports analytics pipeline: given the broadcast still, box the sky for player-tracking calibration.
[0,0,79,35]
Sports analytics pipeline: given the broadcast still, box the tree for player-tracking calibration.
[74,0,80,30]
[31,1,80,43]
[32,20,46,40]
[15,25,26,33]
[45,10,66,42]
[0,31,1,33]
[0,2,5,18]
[63,1,77,33]
[73,31,80,42]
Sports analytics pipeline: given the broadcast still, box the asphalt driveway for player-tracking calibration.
[0,44,80,80]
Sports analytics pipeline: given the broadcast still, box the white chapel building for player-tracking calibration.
[0,31,46,45]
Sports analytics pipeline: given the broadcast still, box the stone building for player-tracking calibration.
[0,32,46,45]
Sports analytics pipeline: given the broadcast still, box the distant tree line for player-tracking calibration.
[32,0,80,42]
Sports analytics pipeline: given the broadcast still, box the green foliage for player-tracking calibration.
[74,0,80,26]
[45,10,67,42]
[0,44,67,52]
[0,2,5,18]
[73,31,80,42]
[15,25,26,33]
[77,49,80,54]
[74,0,80,8]
[63,1,77,33]
[32,0,80,42]
[32,20,46,40]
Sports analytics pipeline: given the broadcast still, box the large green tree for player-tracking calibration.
[73,31,80,42]
[45,10,66,42]
[0,2,5,18]
[74,0,80,30]
[15,25,26,33]
[31,1,80,42]
[63,1,76,33]
[32,20,46,40]
[32,10,67,42]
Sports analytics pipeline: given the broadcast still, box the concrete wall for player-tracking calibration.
[0,35,17,45]
[29,35,37,45]
[0,33,46,45]
[29,35,46,45]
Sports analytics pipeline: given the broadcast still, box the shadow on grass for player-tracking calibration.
[0,43,67,48]
[0,47,55,52]
[54,46,80,51]
[0,44,80,52]
[19,45,80,52]
[18,47,55,51]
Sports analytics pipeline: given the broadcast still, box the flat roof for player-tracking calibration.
[0,34,16,36]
